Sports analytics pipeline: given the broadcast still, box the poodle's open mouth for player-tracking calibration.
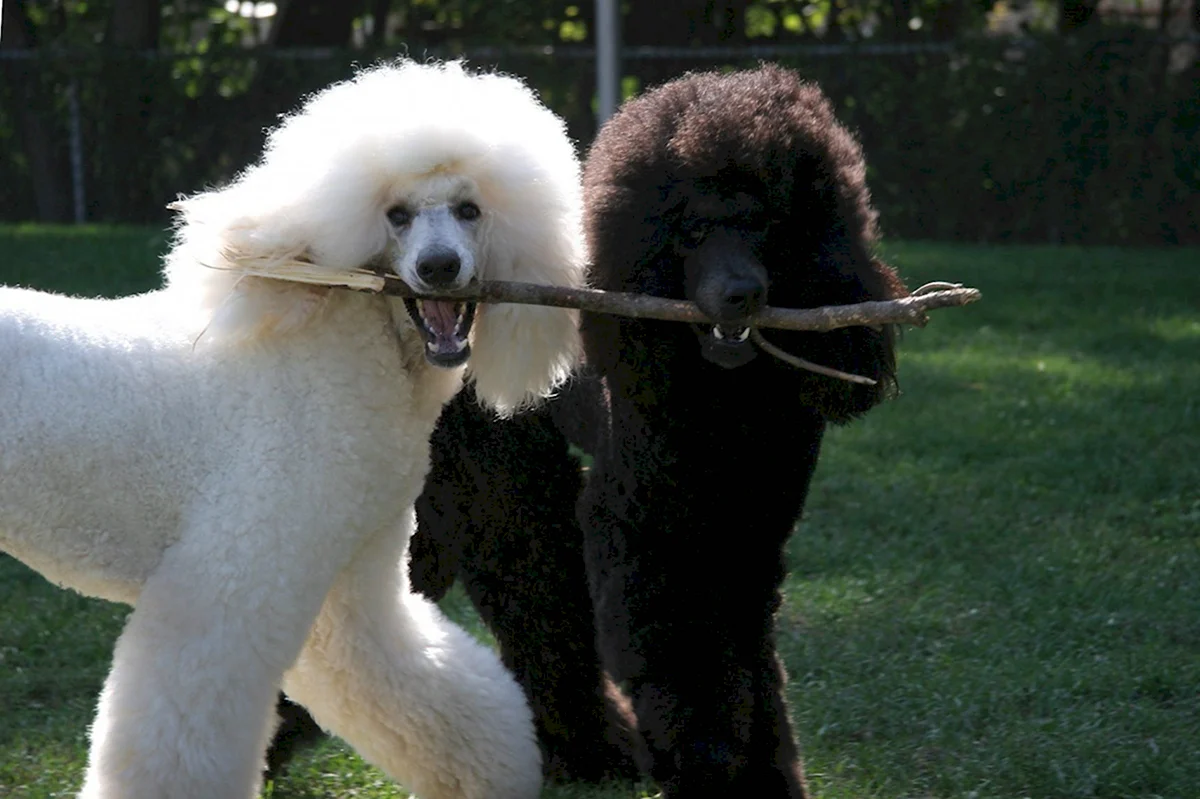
[711,324,750,344]
[695,324,757,369]
[404,298,477,368]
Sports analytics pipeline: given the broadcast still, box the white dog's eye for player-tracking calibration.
[454,201,481,221]
[387,205,413,227]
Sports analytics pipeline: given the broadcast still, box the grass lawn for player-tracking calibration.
[1,225,1197,798]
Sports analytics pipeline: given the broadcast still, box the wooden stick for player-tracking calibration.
[749,330,879,385]
[370,275,981,333]
[221,259,980,333]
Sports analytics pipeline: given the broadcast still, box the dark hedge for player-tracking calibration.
[2,31,1195,244]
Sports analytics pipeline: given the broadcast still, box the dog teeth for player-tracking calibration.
[711,326,750,342]
[426,338,468,353]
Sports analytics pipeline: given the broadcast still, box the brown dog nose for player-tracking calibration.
[718,275,766,318]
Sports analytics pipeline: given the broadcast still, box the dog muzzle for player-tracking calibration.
[404,297,477,368]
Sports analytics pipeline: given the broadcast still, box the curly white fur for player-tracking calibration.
[0,60,584,799]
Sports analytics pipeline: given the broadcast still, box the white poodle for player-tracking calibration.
[0,60,584,799]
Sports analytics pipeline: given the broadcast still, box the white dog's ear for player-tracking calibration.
[463,195,586,414]
[199,277,332,345]
[167,192,336,345]
[467,303,581,416]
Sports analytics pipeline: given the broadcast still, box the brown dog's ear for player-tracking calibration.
[872,257,910,300]
[777,253,904,424]
[792,322,897,425]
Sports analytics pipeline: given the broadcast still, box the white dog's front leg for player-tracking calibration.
[282,513,542,799]
[80,539,336,799]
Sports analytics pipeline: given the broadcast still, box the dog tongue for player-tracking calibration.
[423,301,459,338]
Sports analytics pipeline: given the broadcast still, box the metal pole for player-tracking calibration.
[67,80,86,224]
[595,0,620,126]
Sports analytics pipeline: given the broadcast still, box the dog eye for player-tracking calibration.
[386,205,412,226]
[454,201,481,221]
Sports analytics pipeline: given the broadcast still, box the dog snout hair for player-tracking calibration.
[687,229,769,324]
[416,246,463,287]
[715,273,766,318]
[394,203,478,291]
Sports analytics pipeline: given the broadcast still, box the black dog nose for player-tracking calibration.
[720,275,766,317]
[416,248,462,287]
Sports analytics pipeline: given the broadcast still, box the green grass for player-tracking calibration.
[1,225,1197,798]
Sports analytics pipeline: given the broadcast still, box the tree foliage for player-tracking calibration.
[3,0,1062,54]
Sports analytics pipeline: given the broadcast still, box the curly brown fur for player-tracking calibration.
[570,65,906,797]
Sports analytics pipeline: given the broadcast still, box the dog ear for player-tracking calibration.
[197,277,332,346]
[466,303,581,416]
[801,325,897,424]
[166,192,336,345]
[463,201,586,415]
[798,256,905,423]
